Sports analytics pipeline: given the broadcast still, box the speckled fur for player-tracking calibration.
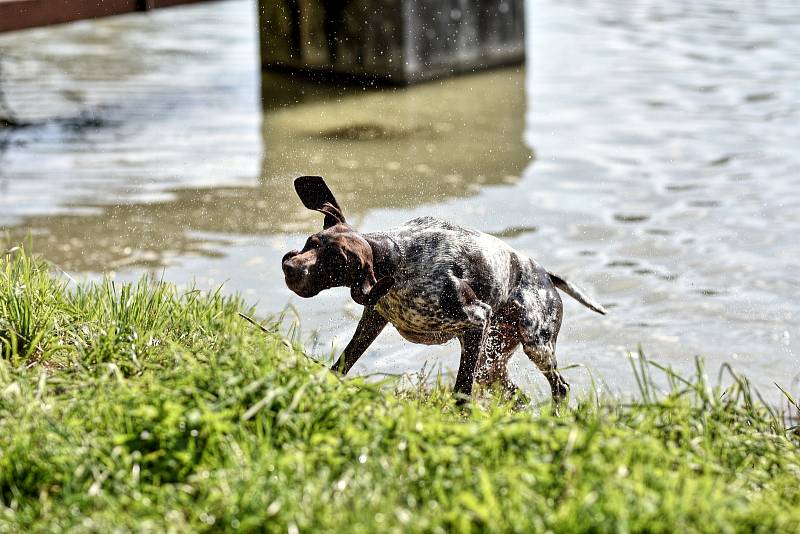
[366,216,572,400]
[371,217,516,340]
[284,177,606,405]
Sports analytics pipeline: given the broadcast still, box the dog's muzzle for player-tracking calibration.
[282,251,316,297]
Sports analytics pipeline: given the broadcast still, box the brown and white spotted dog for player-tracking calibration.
[282,176,607,405]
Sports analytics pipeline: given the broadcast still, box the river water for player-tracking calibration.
[1,0,798,401]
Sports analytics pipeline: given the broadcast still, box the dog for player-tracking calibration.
[282,176,606,404]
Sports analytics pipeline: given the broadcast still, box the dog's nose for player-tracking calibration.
[282,258,307,279]
[282,250,299,263]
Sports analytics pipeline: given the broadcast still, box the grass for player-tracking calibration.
[1,246,799,533]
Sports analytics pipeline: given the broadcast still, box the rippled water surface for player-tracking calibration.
[1,0,798,400]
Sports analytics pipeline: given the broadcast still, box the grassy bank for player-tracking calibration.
[1,248,799,533]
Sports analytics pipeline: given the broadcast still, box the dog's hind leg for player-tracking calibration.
[476,306,522,398]
[513,286,569,406]
[523,344,569,406]
[454,328,486,404]
[445,276,492,404]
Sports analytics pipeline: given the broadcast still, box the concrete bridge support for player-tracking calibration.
[258,0,524,84]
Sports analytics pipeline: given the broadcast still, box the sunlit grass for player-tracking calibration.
[1,246,798,532]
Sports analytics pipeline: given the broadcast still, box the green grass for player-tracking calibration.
[1,246,799,533]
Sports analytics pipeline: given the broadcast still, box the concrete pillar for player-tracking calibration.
[258,0,524,84]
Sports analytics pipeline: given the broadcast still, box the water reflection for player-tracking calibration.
[2,67,528,271]
[258,69,528,216]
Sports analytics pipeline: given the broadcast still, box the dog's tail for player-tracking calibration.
[547,271,607,315]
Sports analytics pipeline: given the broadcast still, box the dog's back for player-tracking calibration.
[379,217,523,301]
[368,217,532,342]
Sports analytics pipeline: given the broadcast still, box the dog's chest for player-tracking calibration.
[374,286,440,330]
[374,286,457,344]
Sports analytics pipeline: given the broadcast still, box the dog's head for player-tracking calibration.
[282,176,393,306]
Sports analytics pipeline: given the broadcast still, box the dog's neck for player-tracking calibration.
[363,232,402,281]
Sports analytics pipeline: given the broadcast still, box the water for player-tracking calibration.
[1,0,798,400]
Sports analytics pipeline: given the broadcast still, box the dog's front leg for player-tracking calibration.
[331,306,388,375]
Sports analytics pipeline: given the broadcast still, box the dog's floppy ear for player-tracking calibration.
[346,240,395,306]
[294,175,346,229]
[351,270,395,307]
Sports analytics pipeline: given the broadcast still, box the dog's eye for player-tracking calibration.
[304,237,321,250]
